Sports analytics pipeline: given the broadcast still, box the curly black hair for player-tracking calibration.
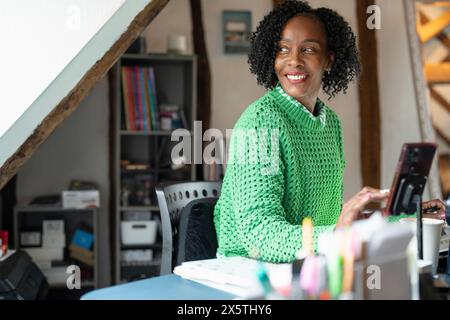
[248,0,360,99]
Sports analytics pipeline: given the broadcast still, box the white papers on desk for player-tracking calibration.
[174,257,266,298]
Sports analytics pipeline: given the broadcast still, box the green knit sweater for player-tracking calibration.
[214,84,345,263]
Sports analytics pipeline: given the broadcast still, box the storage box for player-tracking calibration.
[23,247,64,262]
[120,249,153,263]
[43,266,69,286]
[62,190,100,209]
[20,232,41,247]
[72,229,94,250]
[121,221,157,245]
[43,234,66,248]
[122,211,152,221]
[35,260,52,271]
[43,220,64,235]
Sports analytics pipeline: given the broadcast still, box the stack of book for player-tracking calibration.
[121,66,159,131]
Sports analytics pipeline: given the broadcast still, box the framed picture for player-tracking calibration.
[222,10,252,54]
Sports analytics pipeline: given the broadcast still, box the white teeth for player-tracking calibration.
[287,74,306,80]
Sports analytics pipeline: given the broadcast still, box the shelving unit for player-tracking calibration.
[13,206,99,292]
[112,53,197,283]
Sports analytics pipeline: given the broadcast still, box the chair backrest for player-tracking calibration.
[155,181,222,275]
[176,197,218,267]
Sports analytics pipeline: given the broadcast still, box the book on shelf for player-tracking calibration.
[120,160,151,171]
[120,66,159,132]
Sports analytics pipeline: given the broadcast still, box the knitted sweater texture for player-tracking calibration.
[214,85,346,263]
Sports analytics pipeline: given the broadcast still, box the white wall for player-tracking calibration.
[376,0,432,200]
[143,0,362,200]
[0,0,125,139]
[310,0,362,199]
[16,76,111,287]
[0,0,153,173]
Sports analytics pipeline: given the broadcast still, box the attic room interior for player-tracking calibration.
[0,0,450,302]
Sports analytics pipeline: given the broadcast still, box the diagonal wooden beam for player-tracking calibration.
[425,62,450,83]
[417,10,450,43]
[357,0,381,189]
[430,86,450,113]
[435,125,450,146]
[0,0,170,190]
[419,11,450,51]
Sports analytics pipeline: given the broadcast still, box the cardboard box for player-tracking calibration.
[69,244,94,266]
[62,190,100,209]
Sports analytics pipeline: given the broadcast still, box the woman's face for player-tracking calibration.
[274,15,333,109]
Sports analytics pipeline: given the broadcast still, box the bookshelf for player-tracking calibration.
[112,53,197,283]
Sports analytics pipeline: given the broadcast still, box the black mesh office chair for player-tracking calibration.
[155,181,222,275]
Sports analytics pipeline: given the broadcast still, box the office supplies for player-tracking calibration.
[299,255,317,297]
[174,256,290,298]
[265,262,292,298]
[302,217,313,256]
[341,230,355,293]
[256,262,274,299]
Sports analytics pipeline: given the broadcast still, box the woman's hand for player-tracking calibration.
[336,186,390,228]
[422,199,447,221]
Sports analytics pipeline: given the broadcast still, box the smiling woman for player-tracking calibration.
[212,0,445,263]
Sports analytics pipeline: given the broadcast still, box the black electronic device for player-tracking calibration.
[384,142,437,259]
[0,250,48,300]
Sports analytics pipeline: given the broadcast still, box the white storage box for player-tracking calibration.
[62,190,100,209]
[43,220,64,235]
[43,234,66,248]
[121,221,157,245]
[20,232,41,246]
[23,247,64,262]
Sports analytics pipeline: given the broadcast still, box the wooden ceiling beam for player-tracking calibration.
[418,11,450,52]
[418,10,450,43]
[430,86,450,113]
[435,125,450,146]
[425,62,450,83]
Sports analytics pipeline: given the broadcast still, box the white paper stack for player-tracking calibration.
[174,257,271,298]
